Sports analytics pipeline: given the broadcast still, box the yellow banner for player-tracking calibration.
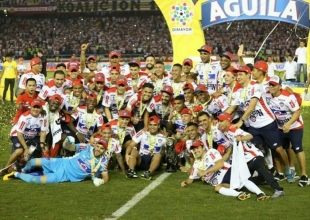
[155,0,205,66]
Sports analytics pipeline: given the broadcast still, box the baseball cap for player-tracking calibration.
[97,139,108,149]
[161,85,173,95]
[116,77,128,86]
[18,57,24,61]
[217,112,233,121]
[118,110,131,118]
[225,66,236,73]
[197,45,212,54]
[100,123,111,130]
[233,66,252,75]
[94,73,105,82]
[269,75,282,86]
[128,59,141,67]
[69,66,79,72]
[31,99,43,108]
[30,57,41,66]
[49,94,62,103]
[109,50,121,58]
[190,140,204,150]
[181,108,192,115]
[149,115,160,124]
[182,83,194,91]
[254,60,268,72]
[56,62,66,69]
[110,66,120,73]
[220,51,233,61]
[72,79,83,87]
[87,93,97,100]
[87,55,97,62]
[194,85,208,93]
[183,58,193,66]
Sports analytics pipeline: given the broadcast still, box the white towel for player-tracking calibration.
[50,111,62,149]
[230,140,251,190]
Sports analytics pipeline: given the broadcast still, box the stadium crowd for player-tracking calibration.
[0,41,309,201]
[0,13,307,60]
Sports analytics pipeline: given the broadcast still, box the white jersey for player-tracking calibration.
[102,87,134,119]
[101,64,130,76]
[38,80,66,100]
[17,64,27,77]
[223,125,264,162]
[201,95,229,116]
[133,130,166,155]
[110,119,136,144]
[148,95,172,120]
[194,61,221,94]
[125,72,150,89]
[231,81,275,128]
[265,90,303,130]
[10,111,48,138]
[61,93,86,111]
[19,71,45,92]
[71,106,104,140]
[149,76,171,95]
[126,93,153,120]
[189,148,231,186]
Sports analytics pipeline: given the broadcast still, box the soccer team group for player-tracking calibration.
[0,43,309,201]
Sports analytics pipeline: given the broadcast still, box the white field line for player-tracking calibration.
[105,173,171,220]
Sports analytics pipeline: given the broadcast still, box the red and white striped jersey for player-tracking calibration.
[71,106,104,140]
[19,70,45,92]
[126,93,154,120]
[194,61,221,94]
[223,125,264,162]
[102,87,134,119]
[132,130,166,155]
[265,89,303,130]
[10,111,48,138]
[231,80,275,128]
[189,148,231,186]
[148,95,173,120]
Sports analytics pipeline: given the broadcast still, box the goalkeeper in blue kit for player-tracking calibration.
[3,137,109,186]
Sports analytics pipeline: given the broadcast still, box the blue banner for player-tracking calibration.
[201,0,309,29]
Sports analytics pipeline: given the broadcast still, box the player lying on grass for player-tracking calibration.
[180,140,270,201]
[3,137,109,186]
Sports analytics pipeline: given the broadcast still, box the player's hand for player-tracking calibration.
[23,148,30,160]
[236,136,243,142]
[77,133,86,143]
[237,44,245,57]
[81,43,89,52]
[93,177,104,186]
[282,123,291,133]
[181,181,188,187]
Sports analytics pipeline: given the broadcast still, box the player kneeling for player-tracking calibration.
[3,137,109,186]
[180,140,270,201]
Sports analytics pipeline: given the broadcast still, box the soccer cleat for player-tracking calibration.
[141,171,152,180]
[237,192,251,201]
[3,171,16,181]
[256,193,270,201]
[274,173,286,181]
[271,190,285,199]
[0,169,8,176]
[126,169,137,179]
[287,170,296,183]
[298,175,310,187]
[269,167,278,176]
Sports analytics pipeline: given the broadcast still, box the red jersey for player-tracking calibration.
[14,91,39,124]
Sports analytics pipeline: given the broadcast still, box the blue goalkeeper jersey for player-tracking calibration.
[63,144,108,182]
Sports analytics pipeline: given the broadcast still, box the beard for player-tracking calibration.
[146,63,154,70]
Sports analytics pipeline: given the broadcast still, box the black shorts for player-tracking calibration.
[248,121,281,150]
[279,129,304,153]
